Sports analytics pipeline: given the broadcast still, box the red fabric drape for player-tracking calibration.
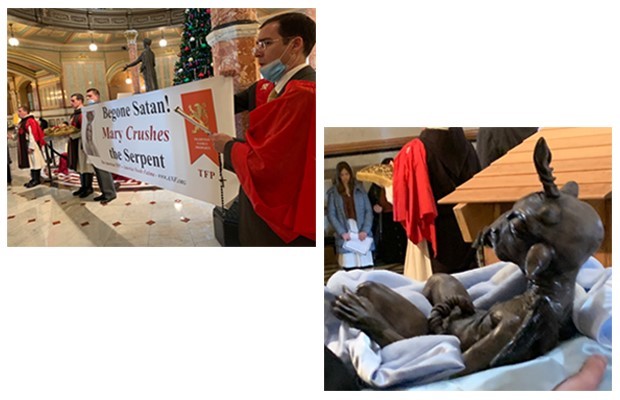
[254,78,275,108]
[393,139,438,254]
[19,116,46,147]
[231,80,316,243]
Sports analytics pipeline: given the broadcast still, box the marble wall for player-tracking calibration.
[156,54,180,89]
[324,127,423,145]
[323,127,423,188]
[62,60,108,101]
[37,80,65,110]
[324,128,478,174]
[211,8,256,26]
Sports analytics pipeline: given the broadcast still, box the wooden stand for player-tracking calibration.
[440,128,612,266]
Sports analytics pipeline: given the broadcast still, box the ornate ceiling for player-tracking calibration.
[7,8,291,48]
[6,8,293,79]
[8,9,187,32]
[7,21,183,48]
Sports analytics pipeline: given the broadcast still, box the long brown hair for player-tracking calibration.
[335,161,355,196]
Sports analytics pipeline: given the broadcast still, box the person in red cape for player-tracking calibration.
[213,12,316,246]
[16,105,47,188]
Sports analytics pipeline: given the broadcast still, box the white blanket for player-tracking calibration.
[324,257,612,389]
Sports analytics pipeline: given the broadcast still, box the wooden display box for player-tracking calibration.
[439,128,612,267]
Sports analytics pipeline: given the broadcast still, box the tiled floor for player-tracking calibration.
[7,161,221,247]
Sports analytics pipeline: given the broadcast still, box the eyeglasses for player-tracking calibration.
[254,38,284,52]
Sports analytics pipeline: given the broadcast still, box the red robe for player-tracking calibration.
[254,78,275,108]
[70,109,82,129]
[230,80,316,243]
[17,115,46,169]
[18,115,46,147]
[393,138,438,254]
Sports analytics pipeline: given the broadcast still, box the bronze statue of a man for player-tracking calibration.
[123,38,158,92]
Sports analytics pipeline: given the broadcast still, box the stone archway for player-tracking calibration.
[16,79,34,111]
[7,50,63,77]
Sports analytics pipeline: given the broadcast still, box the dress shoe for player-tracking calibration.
[93,194,106,201]
[32,170,41,184]
[73,187,85,196]
[79,188,94,198]
[99,196,116,204]
[25,170,42,188]
[25,170,36,187]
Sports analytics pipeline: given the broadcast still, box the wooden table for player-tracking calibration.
[439,127,612,266]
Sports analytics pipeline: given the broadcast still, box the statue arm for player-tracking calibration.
[124,54,143,70]
[456,313,521,377]
[458,296,559,377]
[524,242,554,279]
[332,286,405,348]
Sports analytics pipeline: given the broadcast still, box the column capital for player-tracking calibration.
[209,9,260,140]
[206,22,259,47]
[124,29,139,44]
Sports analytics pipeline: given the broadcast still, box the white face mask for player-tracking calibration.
[87,99,96,105]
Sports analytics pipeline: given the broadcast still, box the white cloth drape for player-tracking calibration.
[325,257,612,389]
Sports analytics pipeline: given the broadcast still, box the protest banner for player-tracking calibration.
[80,77,238,205]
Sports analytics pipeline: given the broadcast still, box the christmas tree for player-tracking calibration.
[173,8,214,85]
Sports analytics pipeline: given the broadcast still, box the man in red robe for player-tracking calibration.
[17,105,46,188]
[213,12,316,246]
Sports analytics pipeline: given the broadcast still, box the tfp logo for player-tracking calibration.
[180,89,219,166]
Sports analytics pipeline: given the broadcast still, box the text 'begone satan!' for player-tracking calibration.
[102,99,170,122]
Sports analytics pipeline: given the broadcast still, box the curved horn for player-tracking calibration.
[533,137,560,198]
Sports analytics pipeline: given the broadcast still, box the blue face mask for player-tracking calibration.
[87,99,96,105]
[259,43,293,83]
[260,59,287,83]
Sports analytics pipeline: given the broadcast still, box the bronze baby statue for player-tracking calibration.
[332,137,604,377]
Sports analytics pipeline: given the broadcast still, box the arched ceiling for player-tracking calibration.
[7,20,184,49]
[8,8,187,32]
[7,8,293,81]
[7,8,293,48]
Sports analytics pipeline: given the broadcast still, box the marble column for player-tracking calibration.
[8,77,19,116]
[207,8,260,139]
[298,8,316,69]
[33,78,42,112]
[124,29,141,94]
